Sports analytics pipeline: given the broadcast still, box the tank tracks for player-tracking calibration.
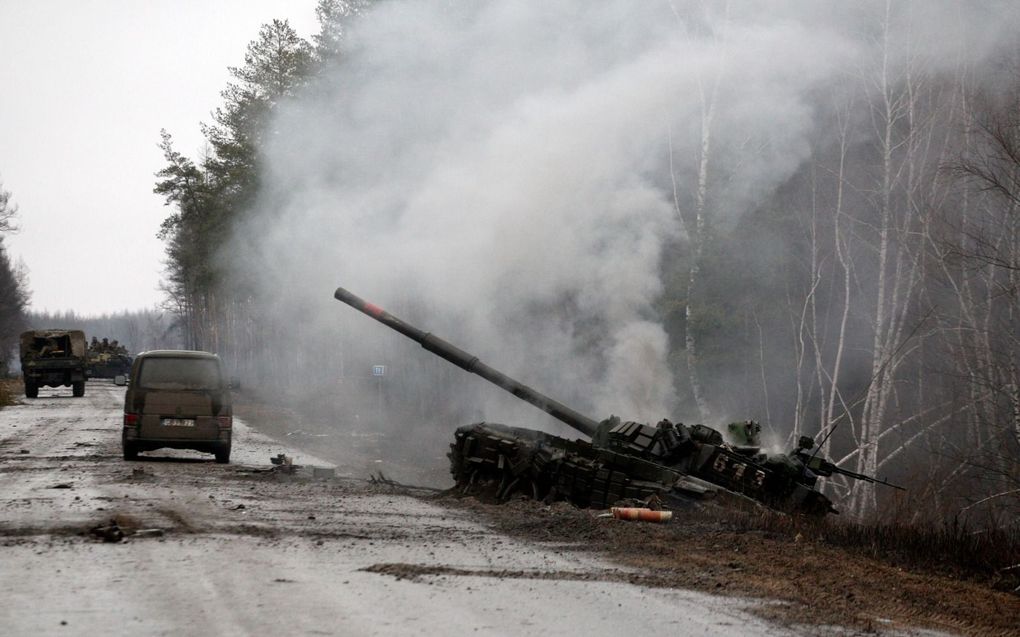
[448,422,717,509]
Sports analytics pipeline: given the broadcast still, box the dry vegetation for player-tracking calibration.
[0,378,21,409]
[443,495,1020,636]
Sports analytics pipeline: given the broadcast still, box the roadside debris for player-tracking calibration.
[312,467,335,479]
[270,453,298,474]
[285,430,329,438]
[88,520,166,542]
[89,522,124,542]
[132,528,166,538]
[48,483,73,489]
[369,472,444,493]
[603,507,673,523]
[126,467,157,482]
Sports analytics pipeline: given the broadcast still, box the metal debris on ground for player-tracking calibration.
[268,454,299,473]
[368,472,399,487]
[89,522,124,542]
[368,472,444,493]
[131,528,165,538]
[89,519,165,541]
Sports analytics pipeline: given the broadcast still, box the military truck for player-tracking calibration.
[19,330,88,398]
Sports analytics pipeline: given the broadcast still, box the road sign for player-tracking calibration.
[372,365,386,377]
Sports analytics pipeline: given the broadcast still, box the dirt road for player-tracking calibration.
[0,381,812,636]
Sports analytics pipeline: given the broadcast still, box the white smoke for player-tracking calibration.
[235,0,1016,433]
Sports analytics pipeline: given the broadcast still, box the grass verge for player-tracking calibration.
[0,378,21,409]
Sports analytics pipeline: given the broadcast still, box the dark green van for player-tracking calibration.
[121,350,232,463]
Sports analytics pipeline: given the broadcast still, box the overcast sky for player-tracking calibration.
[0,1,319,316]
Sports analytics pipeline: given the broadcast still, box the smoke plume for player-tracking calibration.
[233,0,1017,451]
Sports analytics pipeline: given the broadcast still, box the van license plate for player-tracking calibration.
[161,418,195,427]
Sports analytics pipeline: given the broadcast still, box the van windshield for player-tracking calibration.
[137,358,222,390]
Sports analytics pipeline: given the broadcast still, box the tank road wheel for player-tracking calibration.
[24,381,38,399]
[214,444,231,464]
[123,443,138,461]
[72,381,85,397]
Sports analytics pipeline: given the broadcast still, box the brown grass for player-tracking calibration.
[713,508,1020,593]
[444,496,1020,635]
[0,378,21,409]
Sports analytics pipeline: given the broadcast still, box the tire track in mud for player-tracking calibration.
[361,562,645,585]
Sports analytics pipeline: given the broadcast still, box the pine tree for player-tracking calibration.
[0,237,29,373]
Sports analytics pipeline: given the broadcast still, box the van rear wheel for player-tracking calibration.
[24,381,38,399]
[123,443,138,461]
[214,444,231,464]
[72,381,85,397]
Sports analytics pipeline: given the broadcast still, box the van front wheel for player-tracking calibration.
[72,381,85,397]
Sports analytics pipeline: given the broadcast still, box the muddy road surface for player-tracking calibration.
[0,381,818,637]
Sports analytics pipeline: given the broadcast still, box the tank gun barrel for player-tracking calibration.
[334,286,600,437]
[798,452,905,490]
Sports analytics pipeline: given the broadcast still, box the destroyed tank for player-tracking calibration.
[334,286,902,516]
